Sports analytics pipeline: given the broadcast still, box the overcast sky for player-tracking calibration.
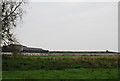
[14,1,118,51]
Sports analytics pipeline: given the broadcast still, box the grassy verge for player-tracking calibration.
[2,55,118,79]
[2,68,118,79]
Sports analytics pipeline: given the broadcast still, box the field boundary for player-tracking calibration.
[1,52,119,56]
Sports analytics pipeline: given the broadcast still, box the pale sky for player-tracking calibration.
[14,1,118,51]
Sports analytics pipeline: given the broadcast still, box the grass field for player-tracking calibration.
[2,55,118,79]
[3,68,118,79]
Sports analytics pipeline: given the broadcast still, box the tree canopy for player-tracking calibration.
[1,0,26,46]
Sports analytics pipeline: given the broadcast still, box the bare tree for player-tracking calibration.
[0,0,27,59]
[1,0,26,46]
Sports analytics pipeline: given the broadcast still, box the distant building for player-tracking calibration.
[2,44,49,54]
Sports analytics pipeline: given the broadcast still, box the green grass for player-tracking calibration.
[2,68,118,79]
[2,55,118,79]
[3,55,118,71]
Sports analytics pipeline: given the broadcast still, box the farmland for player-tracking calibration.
[2,54,119,79]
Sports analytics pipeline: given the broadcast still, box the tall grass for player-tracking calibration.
[2,55,118,71]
